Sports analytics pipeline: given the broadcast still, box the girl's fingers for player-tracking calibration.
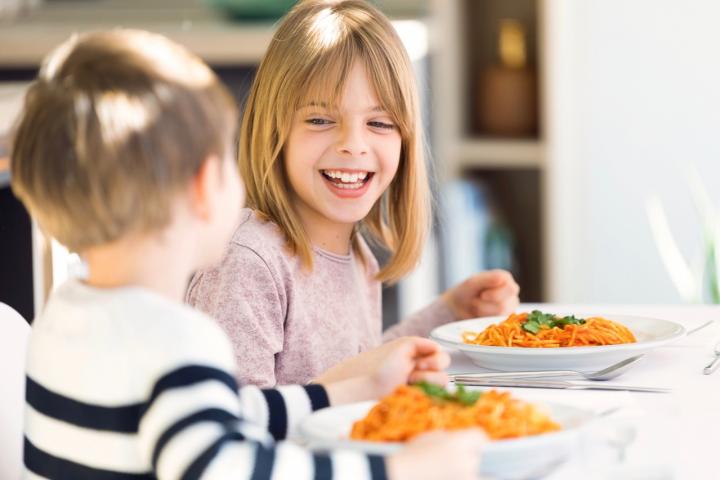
[473,300,513,317]
[416,351,450,371]
[480,282,519,303]
[403,336,441,356]
[408,370,449,386]
[500,295,520,312]
[465,269,510,290]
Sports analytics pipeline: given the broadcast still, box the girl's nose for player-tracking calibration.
[336,123,368,157]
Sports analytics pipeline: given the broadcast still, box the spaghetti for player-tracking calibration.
[350,384,560,442]
[462,311,637,348]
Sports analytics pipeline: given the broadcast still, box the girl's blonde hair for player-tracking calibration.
[240,0,430,283]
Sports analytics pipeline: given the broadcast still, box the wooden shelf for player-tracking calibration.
[454,138,543,170]
[0,17,274,67]
[430,0,545,301]
[0,0,428,67]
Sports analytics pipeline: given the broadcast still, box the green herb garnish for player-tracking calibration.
[522,310,586,334]
[414,381,482,406]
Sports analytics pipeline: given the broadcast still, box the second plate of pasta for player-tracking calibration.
[299,385,593,480]
[430,312,685,372]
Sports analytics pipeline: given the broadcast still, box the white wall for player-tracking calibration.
[545,0,720,303]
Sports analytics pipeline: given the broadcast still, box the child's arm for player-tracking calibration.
[237,383,330,440]
[139,364,484,480]
[383,270,519,341]
[237,337,449,442]
[382,298,455,341]
[139,364,388,479]
[440,270,520,321]
[186,243,285,387]
[312,337,450,400]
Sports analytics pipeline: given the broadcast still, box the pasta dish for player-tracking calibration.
[350,382,560,442]
[462,311,637,348]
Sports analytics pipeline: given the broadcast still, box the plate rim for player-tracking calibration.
[299,398,594,455]
[429,313,686,356]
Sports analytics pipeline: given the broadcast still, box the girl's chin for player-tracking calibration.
[322,206,375,225]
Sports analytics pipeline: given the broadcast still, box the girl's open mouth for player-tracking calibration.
[320,169,374,197]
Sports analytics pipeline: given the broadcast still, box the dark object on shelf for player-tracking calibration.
[446,170,542,302]
[0,186,34,323]
[478,169,542,302]
[477,19,538,137]
[439,179,517,290]
[206,0,296,21]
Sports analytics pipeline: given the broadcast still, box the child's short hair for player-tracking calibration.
[11,29,238,252]
[240,0,430,283]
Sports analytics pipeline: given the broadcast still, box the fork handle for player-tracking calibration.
[703,354,720,375]
[451,370,581,381]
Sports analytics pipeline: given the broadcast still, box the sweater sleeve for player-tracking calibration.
[186,243,285,387]
[382,297,456,341]
[138,365,388,479]
[238,383,330,440]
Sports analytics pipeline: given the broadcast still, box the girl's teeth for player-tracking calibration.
[323,170,369,184]
[335,182,364,189]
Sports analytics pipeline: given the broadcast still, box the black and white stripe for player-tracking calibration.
[24,280,387,479]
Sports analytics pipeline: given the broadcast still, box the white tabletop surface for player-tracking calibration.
[445,304,720,480]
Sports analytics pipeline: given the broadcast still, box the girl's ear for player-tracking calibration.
[189,154,222,221]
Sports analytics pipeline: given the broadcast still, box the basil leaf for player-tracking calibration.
[414,381,482,406]
[522,310,586,333]
[415,381,451,401]
[523,320,541,334]
[454,384,482,405]
[560,315,585,325]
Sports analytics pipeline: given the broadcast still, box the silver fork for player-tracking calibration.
[450,355,644,383]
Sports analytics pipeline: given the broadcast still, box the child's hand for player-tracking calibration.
[387,429,487,480]
[442,269,520,320]
[317,337,450,404]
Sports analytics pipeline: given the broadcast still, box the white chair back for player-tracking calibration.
[0,303,30,479]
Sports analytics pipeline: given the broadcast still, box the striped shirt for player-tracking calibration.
[24,280,386,479]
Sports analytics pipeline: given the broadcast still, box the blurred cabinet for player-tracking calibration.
[430,0,544,301]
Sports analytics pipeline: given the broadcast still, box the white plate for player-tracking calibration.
[299,399,594,480]
[430,314,686,372]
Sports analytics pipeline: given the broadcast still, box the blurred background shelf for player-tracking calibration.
[0,0,428,67]
[454,139,544,171]
[0,0,274,66]
[427,0,546,307]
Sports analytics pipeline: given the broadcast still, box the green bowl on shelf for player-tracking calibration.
[206,0,297,21]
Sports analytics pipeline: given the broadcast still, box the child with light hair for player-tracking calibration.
[188,0,520,387]
[12,29,485,479]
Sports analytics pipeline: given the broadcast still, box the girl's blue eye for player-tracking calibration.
[368,121,395,130]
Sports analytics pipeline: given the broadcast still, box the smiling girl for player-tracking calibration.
[187,0,520,387]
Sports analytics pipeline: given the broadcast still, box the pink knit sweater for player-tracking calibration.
[186,209,455,387]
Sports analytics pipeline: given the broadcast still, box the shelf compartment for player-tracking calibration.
[455,139,543,169]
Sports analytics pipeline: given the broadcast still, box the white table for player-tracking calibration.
[445,305,720,479]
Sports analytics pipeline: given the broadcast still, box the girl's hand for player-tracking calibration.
[442,269,520,320]
[318,337,450,405]
[387,429,487,480]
